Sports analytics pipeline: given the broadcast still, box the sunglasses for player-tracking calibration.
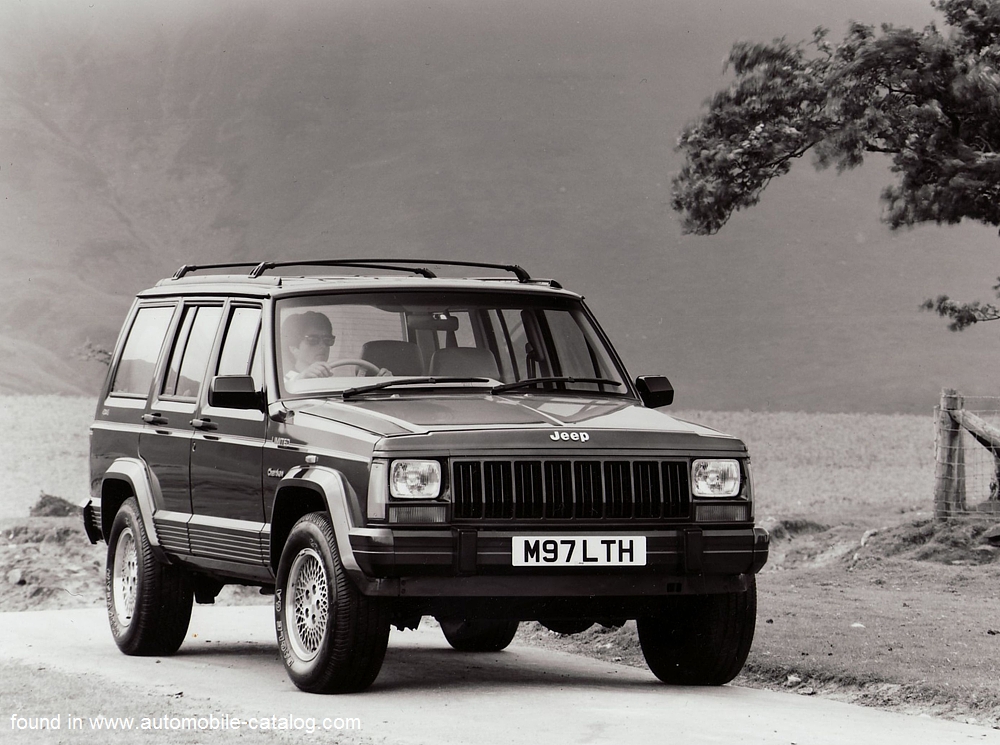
[302,334,336,347]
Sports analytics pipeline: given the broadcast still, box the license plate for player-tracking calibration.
[512,536,647,566]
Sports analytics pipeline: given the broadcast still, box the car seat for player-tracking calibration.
[360,340,424,376]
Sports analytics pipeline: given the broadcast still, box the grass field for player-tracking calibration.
[0,396,939,524]
[673,410,936,526]
[0,396,93,520]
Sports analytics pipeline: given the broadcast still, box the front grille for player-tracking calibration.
[451,459,690,521]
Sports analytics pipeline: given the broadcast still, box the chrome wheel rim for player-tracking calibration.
[112,527,138,627]
[285,548,329,662]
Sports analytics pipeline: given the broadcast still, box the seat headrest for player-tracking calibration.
[428,347,500,379]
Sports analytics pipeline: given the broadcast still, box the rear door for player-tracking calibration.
[92,303,177,496]
[139,301,224,552]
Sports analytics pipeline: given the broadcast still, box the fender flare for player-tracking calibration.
[100,458,169,563]
[271,466,392,596]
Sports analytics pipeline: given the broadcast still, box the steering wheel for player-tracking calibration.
[324,358,383,376]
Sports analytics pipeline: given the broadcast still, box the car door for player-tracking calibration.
[188,303,268,565]
[92,302,178,496]
[139,301,224,552]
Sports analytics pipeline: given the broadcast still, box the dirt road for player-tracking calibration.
[1,606,996,745]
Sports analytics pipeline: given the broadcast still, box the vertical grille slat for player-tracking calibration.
[483,461,513,519]
[574,461,603,519]
[603,461,632,519]
[662,461,691,519]
[633,461,661,518]
[453,461,483,519]
[514,461,543,518]
[545,461,573,519]
[451,458,692,521]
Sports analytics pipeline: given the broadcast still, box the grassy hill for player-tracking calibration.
[0,0,996,412]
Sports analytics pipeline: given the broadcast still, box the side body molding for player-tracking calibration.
[273,465,395,596]
[100,458,168,562]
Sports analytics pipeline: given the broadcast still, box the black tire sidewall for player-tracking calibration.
[105,499,147,654]
[104,497,192,656]
[275,514,339,688]
[638,575,757,686]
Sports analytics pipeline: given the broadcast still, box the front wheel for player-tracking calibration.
[106,497,193,656]
[439,618,519,652]
[275,512,390,693]
[637,574,757,685]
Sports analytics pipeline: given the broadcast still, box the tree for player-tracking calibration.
[75,341,111,367]
[671,0,1000,330]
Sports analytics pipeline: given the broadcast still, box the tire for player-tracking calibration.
[439,618,519,652]
[637,574,757,686]
[539,619,594,635]
[275,512,390,693]
[106,497,193,656]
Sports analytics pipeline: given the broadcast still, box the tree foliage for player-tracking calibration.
[75,341,111,367]
[671,0,1000,329]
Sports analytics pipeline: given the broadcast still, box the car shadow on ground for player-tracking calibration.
[175,640,280,659]
[174,637,668,693]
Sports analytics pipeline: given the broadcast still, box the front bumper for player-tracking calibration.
[346,525,769,598]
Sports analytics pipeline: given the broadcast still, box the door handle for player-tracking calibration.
[142,413,168,426]
[190,417,219,431]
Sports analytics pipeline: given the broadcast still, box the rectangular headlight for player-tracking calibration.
[390,460,442,499]
[691,459,741,498]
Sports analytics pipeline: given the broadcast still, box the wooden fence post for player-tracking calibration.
[934,388,966,519]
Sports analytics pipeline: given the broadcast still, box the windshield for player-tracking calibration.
[274,290,629,398]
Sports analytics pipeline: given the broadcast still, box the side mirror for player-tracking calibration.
[635,375,674,408]
[208,375,262,410]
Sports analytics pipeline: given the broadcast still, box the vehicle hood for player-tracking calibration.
[287,394,744,454]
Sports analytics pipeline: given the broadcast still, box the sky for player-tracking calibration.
[1,0,997,413]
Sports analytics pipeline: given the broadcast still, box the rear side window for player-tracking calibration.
[161,305,223,400]
[110,306,175,397]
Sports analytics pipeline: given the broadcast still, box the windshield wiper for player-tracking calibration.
[491,377,623,394]
[342,377,493,400]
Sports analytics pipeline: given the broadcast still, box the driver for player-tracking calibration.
[282,311,338,382]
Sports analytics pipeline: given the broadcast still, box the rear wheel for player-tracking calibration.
[439,618,519,652]
[275,512,390,693]
[106,498,193,656]
[637,575,757,685]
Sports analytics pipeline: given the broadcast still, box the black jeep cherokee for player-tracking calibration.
[85,259,769,693]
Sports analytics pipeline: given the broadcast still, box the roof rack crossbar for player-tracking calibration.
[249,260,437,279]
[172,262,263,280]
[392,259,533,283]
[249,258,534,283]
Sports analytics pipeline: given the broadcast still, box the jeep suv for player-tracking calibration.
[84,259,769,693]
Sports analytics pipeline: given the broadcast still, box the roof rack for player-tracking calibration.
[169,259,561,287]
[171,262,262,280]
[248,258,535,283]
